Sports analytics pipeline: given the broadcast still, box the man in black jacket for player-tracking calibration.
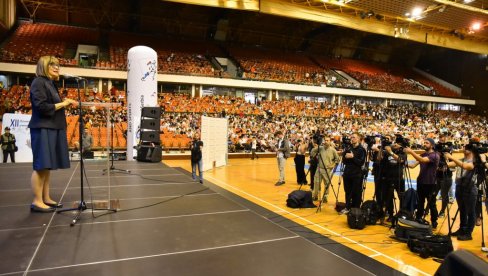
[190,132,204,184]
[1,127,16,163]
[341,133,367,214]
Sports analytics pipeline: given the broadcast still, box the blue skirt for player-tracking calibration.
[31,128,70,171]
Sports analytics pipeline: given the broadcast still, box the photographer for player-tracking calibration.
[404,138,439,228]
[371,135,391,218]
[311,136,339,202]
[444,144,479,241]
[341,133,367,214]
[308,138,319,190]
[381,141,407,222]
[1,127,16,163]
[435,135,454,218]
[294,139,307,185]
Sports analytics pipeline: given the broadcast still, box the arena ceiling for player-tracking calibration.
[16,0,488,54]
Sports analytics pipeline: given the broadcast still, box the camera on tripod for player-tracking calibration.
[381,136,392,148]
[341,136,352,153]
[435,142,453,153]
[468,142,488,154]
[364,135,376,149]
[394,135,410,148]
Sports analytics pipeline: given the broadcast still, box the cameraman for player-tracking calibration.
[444,144,478,241]
[311,136,339,202]
[382,142,407,222]
[308,138,319,190]
[341,132,367,214]
[405,138,439,228]
[435,135,454,218]
[371,135,391,219]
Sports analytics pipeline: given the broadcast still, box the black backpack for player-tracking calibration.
[394,218,432,242]
[401,187,418,217]
[361,200,379,225]
[286,190,316,208]
[407,235,453,259]
[347,208,366,230]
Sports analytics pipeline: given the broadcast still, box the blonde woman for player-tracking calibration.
[28,56,77,212]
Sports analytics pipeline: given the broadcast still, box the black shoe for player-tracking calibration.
[44,202,63,208]
[30,204,55,213]
[432,221,438,229]
[457,234,473,241]
[451,229,463,236]
[275,181,285,186]
[199,180,203,184]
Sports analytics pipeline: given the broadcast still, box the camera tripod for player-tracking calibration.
[316,158,342,213]
[447,176,487,251]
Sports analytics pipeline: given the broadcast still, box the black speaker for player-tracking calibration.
[141,107,161,119]
[140,130,160,143]
[435,250,488,275]
[141,118,159,130]
[136,145,162,162]
[82,151,94,159]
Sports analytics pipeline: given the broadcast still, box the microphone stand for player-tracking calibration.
[103,113,130,174]
[57,77,89,226]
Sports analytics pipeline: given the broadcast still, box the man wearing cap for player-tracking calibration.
[1,127,16,163]
[404,138,440,228]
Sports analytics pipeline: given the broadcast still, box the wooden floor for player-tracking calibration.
[164,154,488,276]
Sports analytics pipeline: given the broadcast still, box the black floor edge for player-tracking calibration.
[173,167,407,276]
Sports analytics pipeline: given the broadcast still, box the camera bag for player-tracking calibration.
[286,190,316,208]
[361,200,379,225]
[347,208,366,230]
[394,218,432,242]
[407,235,453,259]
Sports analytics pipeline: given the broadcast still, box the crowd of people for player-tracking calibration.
[2,89,486,153]
[158,93,487,153]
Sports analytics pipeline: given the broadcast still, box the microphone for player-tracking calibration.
[62,74,85,80]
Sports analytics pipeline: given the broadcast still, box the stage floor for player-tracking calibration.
[0,160,399,276]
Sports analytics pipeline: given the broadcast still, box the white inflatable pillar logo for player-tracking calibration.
[126,46,158,160]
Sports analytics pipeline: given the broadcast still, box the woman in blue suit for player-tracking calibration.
[28,56,77,212]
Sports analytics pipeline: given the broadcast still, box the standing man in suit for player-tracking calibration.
[275,130,290,186]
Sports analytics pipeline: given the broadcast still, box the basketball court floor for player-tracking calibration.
[164,155,488,276]
[0,160,401,276]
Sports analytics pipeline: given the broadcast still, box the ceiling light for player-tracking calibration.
[411,7,423,17]
[464,0,475,3]
[471,22,482,31]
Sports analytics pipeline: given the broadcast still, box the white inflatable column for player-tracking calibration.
[126,46,158,160]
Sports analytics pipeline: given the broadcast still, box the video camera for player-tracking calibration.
[381,136,392,148]
[313,132,324,146]
[394,135,410,148]
[435,142,453,153]
[341,136,352,152]
[468,142,488,154]
[364,135,376,149]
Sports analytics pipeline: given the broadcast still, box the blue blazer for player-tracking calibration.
[28,76,67,129]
